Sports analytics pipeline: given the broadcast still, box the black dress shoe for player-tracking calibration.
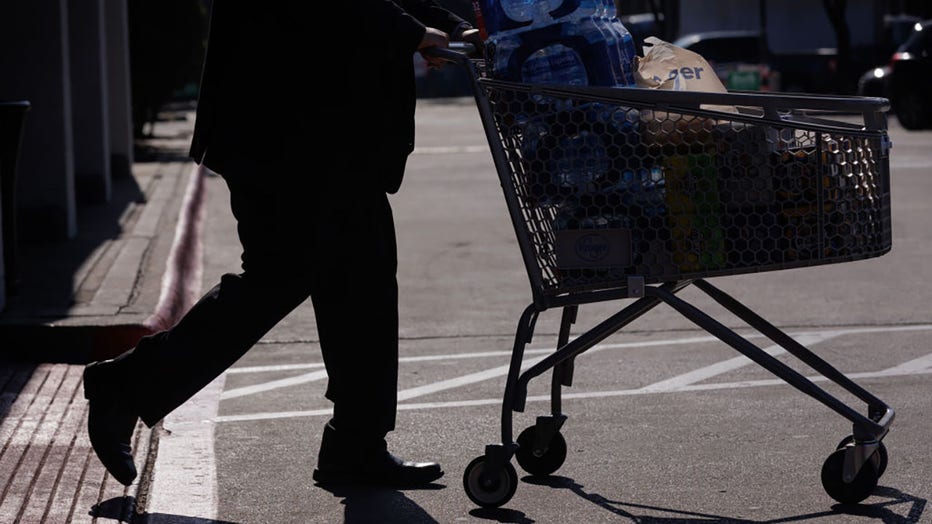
[312,450,444,487]
[83,361,139,486]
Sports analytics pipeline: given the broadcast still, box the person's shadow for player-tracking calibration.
[91,496,242,524]
[316,481,446,523]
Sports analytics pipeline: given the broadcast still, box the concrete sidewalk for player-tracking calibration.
[0,105,205,523]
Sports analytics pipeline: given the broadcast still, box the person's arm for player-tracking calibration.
[396,0,465,36]
[344,0,432,55]
[395,0,484,45]
[395,0,484,63]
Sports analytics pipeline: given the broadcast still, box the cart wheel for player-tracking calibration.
[463,455,518,508]
[821,448,879,505]
[835,435,888,477]
[515,426,567,476]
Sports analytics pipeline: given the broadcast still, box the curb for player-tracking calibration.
[0,161,208,523]
[142,163,207,335]
[0,164,207,363]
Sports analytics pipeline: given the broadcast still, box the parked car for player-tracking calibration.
[889,20,932,130]
[670,30,847,93]
[671,30,774,90]
[673,29,893,94]
[857,65,892,98]
[856,14,923,99]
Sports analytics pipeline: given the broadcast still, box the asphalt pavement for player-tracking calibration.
[1,96,930,524]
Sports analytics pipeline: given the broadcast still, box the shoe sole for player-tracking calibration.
[312,468,444,488]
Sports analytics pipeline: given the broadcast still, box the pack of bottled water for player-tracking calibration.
[474,0,638,87]
[474,1,651,280]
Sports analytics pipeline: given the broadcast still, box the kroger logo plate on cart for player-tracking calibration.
[554,229,632,269]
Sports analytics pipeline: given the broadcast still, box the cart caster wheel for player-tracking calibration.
[821,447,879,505]
[515,426,567,476]
[463,456,518,508]
[836,435,888,477]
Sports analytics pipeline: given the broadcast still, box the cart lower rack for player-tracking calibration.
[430,47,895,509]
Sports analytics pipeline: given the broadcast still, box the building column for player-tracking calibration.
[103,0,134,179]
[70,0,112,204]
[0,183,5,312]
[0,0,77,241]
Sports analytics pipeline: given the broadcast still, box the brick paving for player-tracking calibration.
[0,107,198,523]
[0,363,154,523]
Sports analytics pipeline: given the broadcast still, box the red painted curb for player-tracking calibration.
[143,164,207,336]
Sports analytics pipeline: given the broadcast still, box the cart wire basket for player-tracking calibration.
[428,46,895,509]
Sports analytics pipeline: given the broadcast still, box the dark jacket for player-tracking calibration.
[189,1,467,193]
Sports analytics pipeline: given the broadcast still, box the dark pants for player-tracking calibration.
[116,163,400,438]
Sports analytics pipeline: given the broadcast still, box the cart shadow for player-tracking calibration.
[521,476,926,523]
[315,481,446,523]
[468,506,536,524]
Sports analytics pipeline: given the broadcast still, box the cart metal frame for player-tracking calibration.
[428,47,895,509]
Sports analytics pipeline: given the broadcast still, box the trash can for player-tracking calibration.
[0,101,31,305]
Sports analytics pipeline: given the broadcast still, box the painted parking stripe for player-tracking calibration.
[226,334,732,375]
[218,324,930,403]
[412,145,488,155]
[226,362,325,374]
[213,355,932,423]
[216,325,932,422]
[220,334,733,401]
[147,374,225,520]
[636,332,836,393]
[220,369,329,400]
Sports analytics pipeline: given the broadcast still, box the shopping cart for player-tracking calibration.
[426,46,895,509]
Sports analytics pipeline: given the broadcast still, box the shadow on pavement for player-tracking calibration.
[315,482,445,523]
[520,476,927,524]
[468,507,536,523]
[138,515,241,524]
[4,168,146,315]
[831,486,928,523]
[0,361,37,423]
[90,496,134,523]
[91,496,242,524]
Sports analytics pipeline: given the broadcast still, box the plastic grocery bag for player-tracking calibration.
[635,36,736,147]
[635,36,729,94]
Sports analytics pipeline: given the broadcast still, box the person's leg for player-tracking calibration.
[309,191,442,486]
[312,191,399,437]
[119,170,317,424]
[84,165,316,484]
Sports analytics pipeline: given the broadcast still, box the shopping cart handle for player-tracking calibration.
[422,42,478,64]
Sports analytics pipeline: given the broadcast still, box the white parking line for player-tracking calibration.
[147,374,225,520]
[412,145,489,155]
[220,369,329,400]
[220,334,733,400]
[636,332,836,393]
[153,326,932,521]
[214,325,932,423]
[214,359,932,422]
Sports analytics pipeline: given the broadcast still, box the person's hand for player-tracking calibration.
[458,28,485,54]
[418,27,450,70]
[418,27,449,49]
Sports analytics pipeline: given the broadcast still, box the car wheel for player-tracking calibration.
[896,90,931,130]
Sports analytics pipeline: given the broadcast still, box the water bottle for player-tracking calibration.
[474,0,561,36]
[552,130,610,194]
[603,1,638,85]
[478,0,630,87]
[555,0,621,86]
[582,0,625,86]
[487,2,592,86]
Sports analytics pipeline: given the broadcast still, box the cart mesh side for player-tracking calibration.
[477,80,893,298]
